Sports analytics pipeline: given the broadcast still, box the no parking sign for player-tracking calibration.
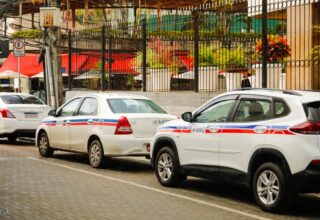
[13,39,25,57]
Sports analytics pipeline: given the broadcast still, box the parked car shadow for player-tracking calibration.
[0,138,35,146]
[52,152,153,173]
[179,178,320,218]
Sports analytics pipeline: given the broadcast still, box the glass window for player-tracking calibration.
[274,99,290,118]
[1,95,44,105]
[78,98,98,116]
[59,98,81,117]
[108,99,167,114]
[195,100,236,123]
[304,101,320,122]
[234,99,271,122]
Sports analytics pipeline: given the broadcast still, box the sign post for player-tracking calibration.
[13,39,25,92]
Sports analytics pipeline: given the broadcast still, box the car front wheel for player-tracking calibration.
[155,147,184,187]
[253,162,288,213]
[38,132,54,157]
[89,139,104,168]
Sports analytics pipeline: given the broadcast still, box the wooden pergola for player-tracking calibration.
[2,0,206,16]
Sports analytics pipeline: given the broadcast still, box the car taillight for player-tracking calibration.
[290,121,320,135]
[0,109,15,118]
[114,116,132,135]
[311,160,320,165]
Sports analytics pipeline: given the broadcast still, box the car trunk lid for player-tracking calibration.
[122,114,176,138]
[7,104,51,121]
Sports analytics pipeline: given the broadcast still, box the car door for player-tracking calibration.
[219,95,272,173]
[179,96,237,167]
[70,97,99,151]
[50,98,82,149]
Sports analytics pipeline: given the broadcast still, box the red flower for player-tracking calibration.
[255,35,291,62]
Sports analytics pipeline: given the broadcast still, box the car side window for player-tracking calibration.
[274,99,290,118]
[58,98,81,117]
[78,98,98,116]
[194,100,236,123]
[234,99,271,122]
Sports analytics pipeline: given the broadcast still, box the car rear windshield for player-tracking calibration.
[108,99,167,114]
[1,95,44,105]
[304,101,320,122]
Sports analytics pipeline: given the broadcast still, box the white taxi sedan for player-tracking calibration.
[36,93,177,168]
[0,93,51,142]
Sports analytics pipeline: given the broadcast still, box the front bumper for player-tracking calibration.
[291,163,320,193]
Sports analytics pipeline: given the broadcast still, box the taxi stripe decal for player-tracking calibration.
[159,125,294,135]
[41,120,57,126]
[41,119,118,127]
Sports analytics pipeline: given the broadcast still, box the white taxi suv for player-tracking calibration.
[0,93,51,142]
[150,89,320,213]
[36,93,176,168]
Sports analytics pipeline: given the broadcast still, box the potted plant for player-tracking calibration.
[212,47,249,91]
[197,46,220,91]
[253,35,291,89]
[135,40,180,91]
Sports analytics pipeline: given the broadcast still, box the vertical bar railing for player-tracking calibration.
[193,9,199,92]
[68,29,72,91]
[262,0,268,88]
[108,36,112,90]
[101,25,106,91]
[142,18,147,92]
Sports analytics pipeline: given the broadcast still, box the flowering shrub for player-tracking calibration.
[256,35,291,62]
[135,39,180,72]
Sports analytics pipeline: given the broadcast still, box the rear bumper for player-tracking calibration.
[100,134,151,156]
[0,129,36,138]
[0,119,40,137]
[291,164,320,193]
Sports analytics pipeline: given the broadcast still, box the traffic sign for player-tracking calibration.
[13,39,25,57]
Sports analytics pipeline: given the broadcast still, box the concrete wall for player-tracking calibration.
[66,91,222,116]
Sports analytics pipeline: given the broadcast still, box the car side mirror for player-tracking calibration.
[181,112,193,122]
[48,109,56,117]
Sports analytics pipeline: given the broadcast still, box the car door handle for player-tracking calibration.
[64,120,71,126]
[87,119,94,125]
[253,126,267,134]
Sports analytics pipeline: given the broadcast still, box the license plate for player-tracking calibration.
[24,112,38,118]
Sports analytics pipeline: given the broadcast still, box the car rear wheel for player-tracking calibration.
[253,162,288,213]
[155,147,184,187]
[7,135,17,143]
[89,139,104,168]
[38,132,54,157]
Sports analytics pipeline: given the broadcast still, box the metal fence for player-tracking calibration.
[66,0,320,92]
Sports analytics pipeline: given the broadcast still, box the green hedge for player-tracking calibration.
[12,29,42,39]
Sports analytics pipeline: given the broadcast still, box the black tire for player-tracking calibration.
[7,135,17,143]
[155,147,184,187]
[38,132,54,157]
[253,162,289,213]
[88,139,105,168]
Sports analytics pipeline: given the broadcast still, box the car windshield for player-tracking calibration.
[108,99,167,114]
[1,95,44,105]
[304,101,320,122]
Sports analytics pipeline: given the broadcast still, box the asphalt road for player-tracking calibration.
[0,138,320,220]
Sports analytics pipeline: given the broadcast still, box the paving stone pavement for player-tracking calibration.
[0,142,320,220]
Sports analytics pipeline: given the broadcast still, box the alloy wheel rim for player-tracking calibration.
[257,170,280,206]
[90,143,101,165]
[157,153,173,182]
[39,135,48,153]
